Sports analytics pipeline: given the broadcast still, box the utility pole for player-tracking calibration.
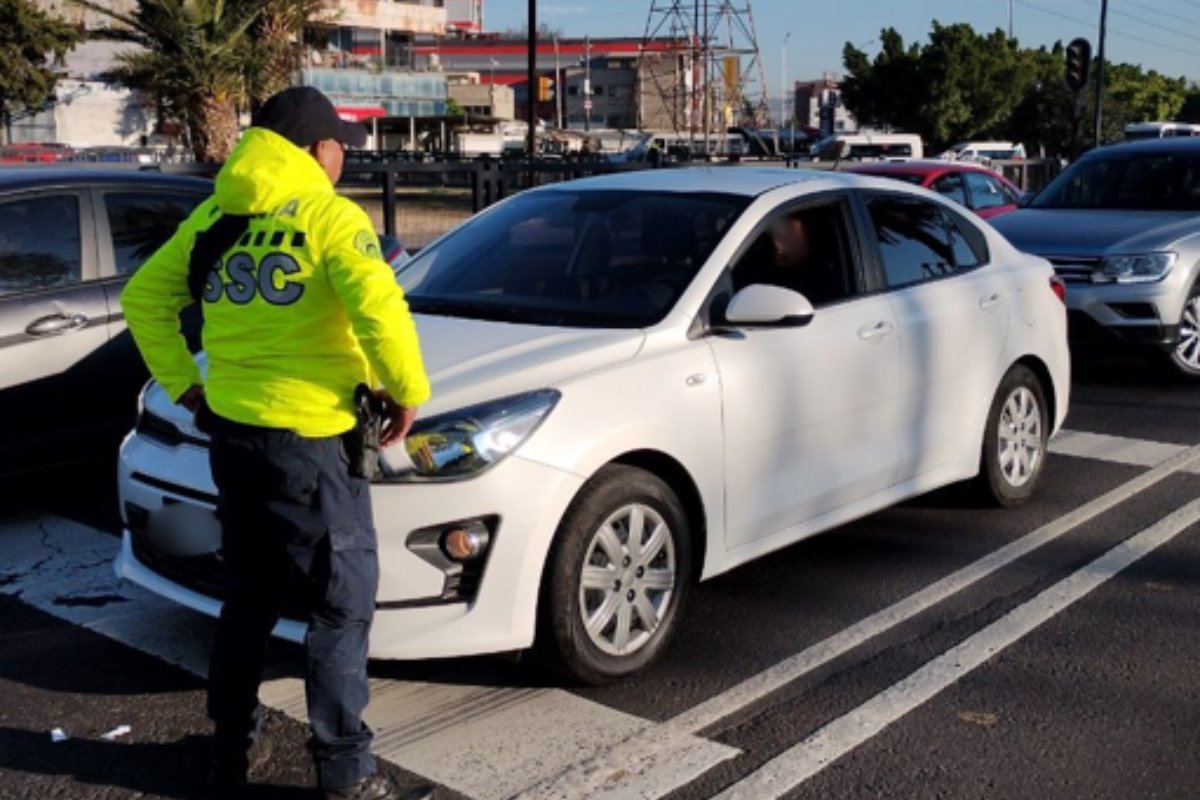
[527,0,537,159]
[554,36,562,129]
[778,31,790,159]
[584,35,592,132]
[1094,0,1108,147]
[1008,0,1014,39]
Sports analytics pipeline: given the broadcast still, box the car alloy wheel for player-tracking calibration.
[537,464,691,685]
[1175,293,1200,372]
[996,386,1044,489]
[975,364,1049,507]
[578,503,677,657]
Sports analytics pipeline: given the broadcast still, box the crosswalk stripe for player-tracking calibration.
[0,429,1196,800]
[712,498,1200,798]
[0,515,735,800]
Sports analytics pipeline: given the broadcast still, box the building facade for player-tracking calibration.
[793,72,857,137]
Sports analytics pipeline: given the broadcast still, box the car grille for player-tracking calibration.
[1046,256,1102,284]
[137,410,209,449]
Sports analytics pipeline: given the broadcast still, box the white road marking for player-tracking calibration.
[512,440,1200,799]
[1049,429,1199,473]
[0,516,735,800]
[2,432,1197,800]
[712,498,1200,799]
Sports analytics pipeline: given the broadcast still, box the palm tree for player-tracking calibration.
[74,0,265,161]
[246,0,331,113]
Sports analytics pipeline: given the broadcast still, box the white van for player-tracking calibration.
[809,132,923,161]
[940,141,1026,163]
[1124,121,1200,141]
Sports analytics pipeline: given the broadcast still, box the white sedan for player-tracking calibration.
[115,168,1070,684]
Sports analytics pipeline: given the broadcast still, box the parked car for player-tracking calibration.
[116,168,1070,684]
[0,169,211,475]
[846,160,1024,220]
[0,168,410,475]
[1123,121,1200,141]
[991,137,1200,377]
[937,141,1026,163]
[808,133,924,161]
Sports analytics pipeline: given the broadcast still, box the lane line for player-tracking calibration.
[712,497,1200,799]
[0,516,737,800]
[512,442,1200,799]
[1048,429,1197,472]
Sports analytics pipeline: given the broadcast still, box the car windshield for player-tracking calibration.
[1032,151,1200,210]
[397,189,748,328]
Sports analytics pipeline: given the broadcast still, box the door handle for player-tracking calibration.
[26,313,89,337]
[979,293,1002,310]
[857,321,894,341]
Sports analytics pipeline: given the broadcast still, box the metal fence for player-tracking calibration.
[5,154,1066,250]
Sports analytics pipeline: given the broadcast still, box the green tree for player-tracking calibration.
[1177,85,1200,123]
[0,0,81,143]
[75,0,265,162]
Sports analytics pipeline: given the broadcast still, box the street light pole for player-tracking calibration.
[781,32,791,158]
[526,0,537,159]
[554,36,562,130]
[1094,0,1108,146]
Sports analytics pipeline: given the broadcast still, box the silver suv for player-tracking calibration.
[992,138,1200,377]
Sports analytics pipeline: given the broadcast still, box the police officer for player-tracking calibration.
[122,87,433,800]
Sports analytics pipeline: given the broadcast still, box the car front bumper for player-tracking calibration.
[1062,277,1187,351]
[115,431,586,660]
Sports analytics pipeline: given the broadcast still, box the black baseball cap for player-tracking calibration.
[253,86,368,149]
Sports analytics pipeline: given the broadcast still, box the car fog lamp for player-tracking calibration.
[442,521,491,562]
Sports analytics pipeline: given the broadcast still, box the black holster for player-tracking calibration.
[341,383,385,480]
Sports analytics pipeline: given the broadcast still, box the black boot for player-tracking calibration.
[323,773,434,800]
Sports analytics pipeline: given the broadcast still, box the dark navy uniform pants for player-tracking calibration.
[206,414,378,790]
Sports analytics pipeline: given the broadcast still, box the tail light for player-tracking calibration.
[1049,275,1066,305]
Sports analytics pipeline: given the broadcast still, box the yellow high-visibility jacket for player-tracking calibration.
[121,127,431,437]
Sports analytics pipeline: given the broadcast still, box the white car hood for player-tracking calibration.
[142,315,645,433]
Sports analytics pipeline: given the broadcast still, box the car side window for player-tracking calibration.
[105,192,204,276]
[730,200,857,307]
[868,195,983,288]
[0,194,82,298]
[931,173,967,206]
[965,172,1009,210]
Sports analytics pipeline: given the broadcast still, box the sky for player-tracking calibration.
[481,0,1200,98]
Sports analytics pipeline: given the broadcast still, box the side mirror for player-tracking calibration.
[1016,191,1035,208]
[724,284,815,328]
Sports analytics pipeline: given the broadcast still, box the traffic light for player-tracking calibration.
[537,76,554,103]
[1064,37,1091,93]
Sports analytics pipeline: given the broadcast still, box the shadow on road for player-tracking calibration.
[0,450,122,535]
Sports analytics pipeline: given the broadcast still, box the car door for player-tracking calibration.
[862,192,1010,483]
[95,187,207,425]
[706,193,902,550]
[964,171,1018,219]
[0,189,108,470]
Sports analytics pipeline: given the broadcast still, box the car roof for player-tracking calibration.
[535,166,882,197]
[844,159,997,178]
[1086,137,1200,156]
[0,167,212,193]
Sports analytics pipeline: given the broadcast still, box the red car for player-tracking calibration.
[846,160,1024,220]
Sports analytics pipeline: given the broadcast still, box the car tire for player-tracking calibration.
[536,464,692,685]
[1167,282,1200,379]
[975,365,1049,507]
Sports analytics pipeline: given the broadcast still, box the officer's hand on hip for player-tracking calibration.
[177,385,205,413]
[377,389,418,447]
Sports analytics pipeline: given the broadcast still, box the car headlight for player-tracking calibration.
[379,390,560,482]
[1098,252,1176,283]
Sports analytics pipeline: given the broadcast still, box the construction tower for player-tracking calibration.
[639,0,769,146]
